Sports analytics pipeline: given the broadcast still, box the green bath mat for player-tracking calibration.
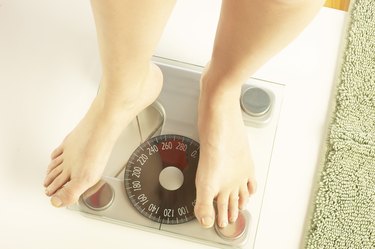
[305,0,375,248]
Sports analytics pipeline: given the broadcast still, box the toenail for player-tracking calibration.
[221,221,228,227]
[201,216,214,227]
[51,196,62,207]
[230,217,237,223]
[45,188,49,195]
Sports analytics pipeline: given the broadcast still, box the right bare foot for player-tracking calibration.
[43,63,163,207]
[194,66,256,228]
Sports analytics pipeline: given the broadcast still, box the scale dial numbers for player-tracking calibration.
[124,134,200,225]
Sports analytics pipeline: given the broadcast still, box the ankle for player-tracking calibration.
[99,72,147,105]
[96,82,143,110]
[96,63,161,111]
[200,79,242,111]
[198,69,245,132]
[200,66,244,104]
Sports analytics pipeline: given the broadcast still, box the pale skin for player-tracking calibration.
[44,0,324,228]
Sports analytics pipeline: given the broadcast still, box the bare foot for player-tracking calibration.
[194,72,256,228]
[43,63,163,207]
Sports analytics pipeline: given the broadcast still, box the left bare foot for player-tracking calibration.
[43,63,163,207]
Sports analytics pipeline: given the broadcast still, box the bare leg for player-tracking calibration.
[44,0,175,207]
[195,0,325,228]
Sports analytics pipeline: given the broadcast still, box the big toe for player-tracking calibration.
[50,179,93,208]
[194,185,216,228]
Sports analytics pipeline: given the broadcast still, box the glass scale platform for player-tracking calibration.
[68,56,285,248]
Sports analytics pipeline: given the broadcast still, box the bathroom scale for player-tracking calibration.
[68,56,285,248]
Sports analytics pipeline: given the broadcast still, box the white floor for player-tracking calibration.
[0,1,347,248]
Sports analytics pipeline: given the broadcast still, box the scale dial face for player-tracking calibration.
[124,134,200,225]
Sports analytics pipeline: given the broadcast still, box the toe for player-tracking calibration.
[45,172,69,196]
[46,155,64,175]
[239,186,249,210]
[216,193,230,228]
[248,179,257,194]
[50,145,63,159]
[50,178,94,207]
[194,185,216,228]
[228,192,239,223]
[44,164,63,187]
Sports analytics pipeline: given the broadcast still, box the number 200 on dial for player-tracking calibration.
[124,134,200,224]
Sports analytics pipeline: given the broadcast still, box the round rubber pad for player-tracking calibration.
[241,87,271,117]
